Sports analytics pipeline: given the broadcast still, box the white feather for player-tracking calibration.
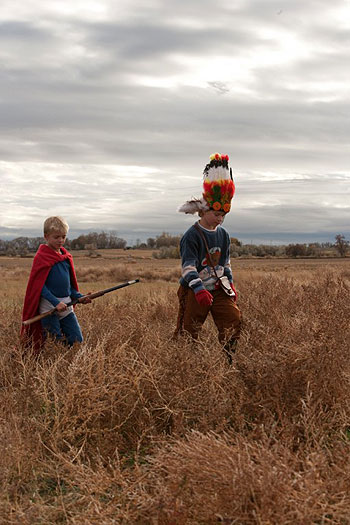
[204,166,229,182]
[177,198,209,214]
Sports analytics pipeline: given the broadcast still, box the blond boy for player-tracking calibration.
[21,216,91,351]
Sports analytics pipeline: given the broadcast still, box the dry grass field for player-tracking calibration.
[1,250,350,524]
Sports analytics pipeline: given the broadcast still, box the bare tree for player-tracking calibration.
[334,234,349,257]
[147,237,156,249]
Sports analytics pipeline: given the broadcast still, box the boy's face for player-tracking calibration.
[45,230,67,253]
[199,210,225,230]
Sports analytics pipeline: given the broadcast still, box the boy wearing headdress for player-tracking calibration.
[175,153,242,364]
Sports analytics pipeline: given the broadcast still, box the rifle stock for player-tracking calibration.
[22,279,140,326]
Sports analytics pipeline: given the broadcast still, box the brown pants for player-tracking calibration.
[175,285,242,345]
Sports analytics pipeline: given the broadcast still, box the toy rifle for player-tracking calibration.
[22,279,140,326]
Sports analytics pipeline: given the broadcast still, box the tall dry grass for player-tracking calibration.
[0,259,350,523]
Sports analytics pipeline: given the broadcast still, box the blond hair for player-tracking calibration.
[43,216,69,235]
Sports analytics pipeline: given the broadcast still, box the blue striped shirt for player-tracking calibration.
[179,222,233,292]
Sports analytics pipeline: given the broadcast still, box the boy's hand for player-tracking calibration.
[56,301,68,312]
[79,293,92,304]
[195,289,213,307]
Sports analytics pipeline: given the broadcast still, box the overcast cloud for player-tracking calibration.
[0,0,349,244]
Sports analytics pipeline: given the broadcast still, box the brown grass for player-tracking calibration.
[0,254,350,523]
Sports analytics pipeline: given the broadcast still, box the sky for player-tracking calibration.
[1,0,349,245]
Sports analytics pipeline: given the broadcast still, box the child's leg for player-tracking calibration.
[41,314,64,342]
[174,285,187,337]
[59,312,83,346]
[181,287,210,339]
[210,289,242,360]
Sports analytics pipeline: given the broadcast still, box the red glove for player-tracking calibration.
[195,289,213,307]
[231,283,238,302]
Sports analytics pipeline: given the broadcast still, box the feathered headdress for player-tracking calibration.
[178,153,235,214]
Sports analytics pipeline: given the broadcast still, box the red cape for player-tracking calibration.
[21,244,79,351]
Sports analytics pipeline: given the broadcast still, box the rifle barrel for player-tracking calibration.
[86,279,140,300]
[22,279,140,326]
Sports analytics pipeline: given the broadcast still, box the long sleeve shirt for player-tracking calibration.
[41,259,82,307]
[179,222,233,293]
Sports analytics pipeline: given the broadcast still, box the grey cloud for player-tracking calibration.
[227,203,350,236]
[0,0,349,242]
[0,21,51,40]
[290,56,350,84]
[236,0,344,23]
[1,82,349,173]
[84,21,256,59]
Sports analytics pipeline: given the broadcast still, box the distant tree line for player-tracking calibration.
[69,231,127,250]
[131,232,182,250]
[0,231,127,256]
[229,236,349,259]
[0,236,45,256]
[0,231,181,256]
[0,232,348,259]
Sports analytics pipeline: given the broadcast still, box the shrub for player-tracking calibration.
[153,246,180,259]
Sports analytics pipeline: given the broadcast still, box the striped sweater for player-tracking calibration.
[179,222,233,293]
